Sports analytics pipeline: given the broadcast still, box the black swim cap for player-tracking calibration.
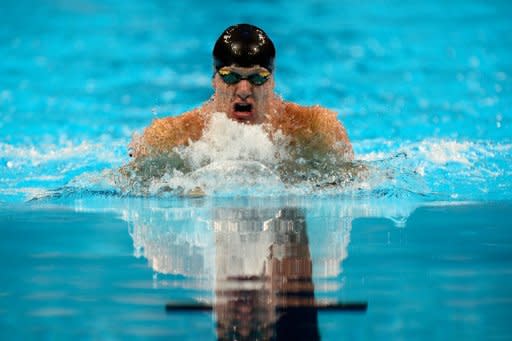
[213,24,275,72]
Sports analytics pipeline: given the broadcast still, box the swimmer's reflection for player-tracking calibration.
[213,207,319,341]
[124,201,367,339]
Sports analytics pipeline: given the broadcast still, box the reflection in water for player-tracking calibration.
[213,208,319,340]
[81,197,418,340]
[127,204,325,339]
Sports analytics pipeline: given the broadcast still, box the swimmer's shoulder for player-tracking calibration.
[273,101,353,157]
[130,108,206,158]
[279,102,349,139]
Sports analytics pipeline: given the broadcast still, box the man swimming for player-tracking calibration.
[129,23,353,161]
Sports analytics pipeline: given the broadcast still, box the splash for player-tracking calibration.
[417,139,473,165]
[355,138,512,200]
[0,139,126,202]
[13,117,511,202]
[111,112,364,197]
[176,112,287,168]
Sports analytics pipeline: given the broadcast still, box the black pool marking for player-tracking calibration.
[165,301,368,312]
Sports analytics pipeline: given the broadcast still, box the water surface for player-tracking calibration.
[1,0,511,339]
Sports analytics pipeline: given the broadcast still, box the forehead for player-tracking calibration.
[222,65,271,74]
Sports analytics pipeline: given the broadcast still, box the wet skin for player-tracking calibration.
[211,66,280,125]
[128,65,353,159]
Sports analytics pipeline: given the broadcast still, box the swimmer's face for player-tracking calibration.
[212,65,275,124]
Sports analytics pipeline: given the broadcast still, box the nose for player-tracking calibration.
[235,80,253,100]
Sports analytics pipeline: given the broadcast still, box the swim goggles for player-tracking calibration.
[218,67,271,86]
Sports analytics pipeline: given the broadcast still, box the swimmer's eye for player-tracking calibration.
[217,69,271,86]
[248,71,270,86]
[219,70,242,84]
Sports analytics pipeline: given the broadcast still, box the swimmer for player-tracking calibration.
[129,23,353,161]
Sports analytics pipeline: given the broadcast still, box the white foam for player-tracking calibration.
[356,138,508,167]
[3,123,510,201]
[146,161,285,196]
[0,140,124,167]
[176,112,288,169]
[417,139,472,165]
[357,151,388,162]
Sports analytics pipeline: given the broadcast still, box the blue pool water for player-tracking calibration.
[1,0,512,340]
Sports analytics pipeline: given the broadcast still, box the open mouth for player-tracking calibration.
[234,103,252,113]
[232,102,254,121]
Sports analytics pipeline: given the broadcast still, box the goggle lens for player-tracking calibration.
[218,69,270,86]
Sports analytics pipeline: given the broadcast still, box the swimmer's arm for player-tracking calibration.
[315,107,353,159]
[272,102,353,159]
[129,110,204,158]
[299,105,353,159]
